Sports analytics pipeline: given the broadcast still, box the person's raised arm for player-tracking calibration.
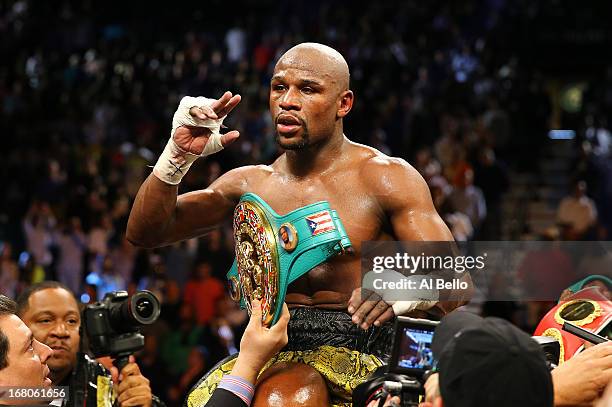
[126,92,243,248]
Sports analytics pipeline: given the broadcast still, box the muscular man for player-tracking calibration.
[128,41,459,324]
[127,43,465,404]
[16,282,164,407]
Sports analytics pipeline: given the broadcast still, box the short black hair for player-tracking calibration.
[0,295,17,370]
[16,281,75,317]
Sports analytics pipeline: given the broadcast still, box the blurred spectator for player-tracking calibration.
[55,217,87,293]
[165,240,196,291]
[473,148,509,239]
[414,147,442,182]
[138,254,181,308]
[584,115,611,157]
[108,235,137,288]
[429,176,474,241]
[169,347,208,407]
[160,302,205,377]
[86,255,126,300]
[137,332,170,403]
[225,25,247,64]
[88,213,113,261]
[184,261,225,326]
[557,180,598,240]
[22,202,56,275]
[447,167,487,232]
[198,229,233,280]
[0,243,19,298]
[481,97,510,153]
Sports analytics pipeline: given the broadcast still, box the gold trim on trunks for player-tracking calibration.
[233,200,280,327]
[554,299,602,327]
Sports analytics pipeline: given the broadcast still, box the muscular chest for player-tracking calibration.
[251,172,384,252]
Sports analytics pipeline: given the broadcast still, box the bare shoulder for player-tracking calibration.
[210,164,274,188]
[180,164,274,203]
[352,142,427,195]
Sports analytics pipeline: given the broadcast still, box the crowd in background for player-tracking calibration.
[1,0,612,405]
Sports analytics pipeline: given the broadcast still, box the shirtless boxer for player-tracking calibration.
[127,42,466,405]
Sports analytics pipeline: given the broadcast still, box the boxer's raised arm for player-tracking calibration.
[126,167,249,248]
[127,92,244,248]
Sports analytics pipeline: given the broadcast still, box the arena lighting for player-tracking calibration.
[548,129,576,140]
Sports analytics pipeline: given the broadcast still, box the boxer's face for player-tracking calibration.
[270,48,352,150]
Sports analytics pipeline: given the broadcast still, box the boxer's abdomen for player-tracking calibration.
[285,256,360,309]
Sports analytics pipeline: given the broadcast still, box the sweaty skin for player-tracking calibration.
[127,43,464,324]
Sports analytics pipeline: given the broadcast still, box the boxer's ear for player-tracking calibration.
[337,90,354,119]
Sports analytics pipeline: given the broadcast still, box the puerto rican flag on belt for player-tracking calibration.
[306,210,336,236]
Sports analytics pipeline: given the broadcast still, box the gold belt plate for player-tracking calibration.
[233,201,280,326]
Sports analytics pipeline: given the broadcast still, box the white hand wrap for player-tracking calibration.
[391,299,438,316]
[152,96,227,185]
[362,270,439,316]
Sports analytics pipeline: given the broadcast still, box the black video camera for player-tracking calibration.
[354,317,439,407]
[83,290,160,370]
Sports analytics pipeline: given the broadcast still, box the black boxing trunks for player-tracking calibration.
[286,307,394,361]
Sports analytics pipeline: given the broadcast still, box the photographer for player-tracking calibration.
[16,282,164,407]
[416,312,554,407]
[420,312,612,407]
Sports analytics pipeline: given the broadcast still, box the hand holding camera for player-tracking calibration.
[83,290,161,407]
[110,355,153,407]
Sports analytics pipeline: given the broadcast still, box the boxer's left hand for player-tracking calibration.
[348,287,394,330]
[111,355,153,407]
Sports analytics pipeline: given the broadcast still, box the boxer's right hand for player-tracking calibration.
[153,91,242,185]
[174,91,242,154]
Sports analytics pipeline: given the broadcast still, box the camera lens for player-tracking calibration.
[129,291,160,325]
[135,298,154,318]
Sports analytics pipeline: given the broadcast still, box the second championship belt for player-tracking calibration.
[534,285,612,363]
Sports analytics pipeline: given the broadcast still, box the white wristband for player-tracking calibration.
[152,139,199,185]
[153,96,227,185]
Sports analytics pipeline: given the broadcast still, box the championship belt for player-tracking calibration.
[227,193,352,326]
[534,286,612,363]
